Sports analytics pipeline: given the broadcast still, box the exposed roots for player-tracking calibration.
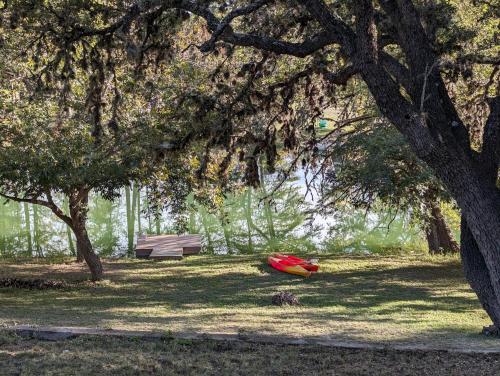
[0,278,67,290]
[482,325,500,337]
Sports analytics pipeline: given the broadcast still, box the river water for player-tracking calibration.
[0,183,425,257]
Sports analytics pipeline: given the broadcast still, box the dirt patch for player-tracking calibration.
[1,332,499,375]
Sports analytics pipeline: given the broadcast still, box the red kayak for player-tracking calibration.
[268,254,319,277]
[272,253,319,272]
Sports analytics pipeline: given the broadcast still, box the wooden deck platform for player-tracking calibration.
[135,234,202,260]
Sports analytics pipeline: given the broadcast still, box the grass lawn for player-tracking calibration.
[0,254,498,351]
[1,332,500,376]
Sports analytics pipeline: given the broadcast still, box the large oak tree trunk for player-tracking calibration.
[424,202,459,255]
[360,62,500,330]
[397,123,500,329]
[460,218,500,332]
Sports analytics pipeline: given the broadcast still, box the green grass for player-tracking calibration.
[0,254,497,351]
[1,332,500,376]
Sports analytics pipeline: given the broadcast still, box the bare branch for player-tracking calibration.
[321,64,358,85]
[301,0,356,55]
[0,192,73,227]
[0,192,51,207]
[200,0,274,52]
[206,30,341,57]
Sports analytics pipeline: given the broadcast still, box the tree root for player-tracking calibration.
[482,325,500,337]
[0,278,67,290]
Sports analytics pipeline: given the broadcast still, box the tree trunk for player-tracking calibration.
[66,223,76,257]
[136,186,142,235]
[188,208,197,234]
[360,63,500,329]
[244,188,254,252]
[75,241,84,262]
[258,161,276,240]
[155,211,161,235]
[145,187,153,234]
[125,185,134,254]
[200,206,214,252]
[23,202,32,256]
[62,197,76,257]
[73,223,103,281]
[75,238,84,262]
[220,208,233,254]
[129,184,137,255]
[401,129,500,328]
[460,218,500,331]
[222,222,232,254]
[68,191,103,281]
[32,204,43,257]
[433,163,500,330]
[424,202,459,255]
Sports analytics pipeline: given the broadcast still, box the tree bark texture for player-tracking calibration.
[68,191,103,281]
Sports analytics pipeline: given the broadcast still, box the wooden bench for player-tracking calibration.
[135,235,201,260]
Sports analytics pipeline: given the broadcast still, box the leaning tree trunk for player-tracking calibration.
[460,219,500,334]
[424,201,459,255]
[72,222,103,281]
[358,57,500,328]
[76,244,85,263]
[408,136,500,329]
[68,192,103,281]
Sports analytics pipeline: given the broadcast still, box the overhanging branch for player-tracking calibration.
[0,192,50,207]
[0,192,73,227]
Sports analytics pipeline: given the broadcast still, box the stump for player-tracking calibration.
[272,291,300,306]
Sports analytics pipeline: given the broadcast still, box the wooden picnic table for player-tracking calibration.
[135,234,202,260]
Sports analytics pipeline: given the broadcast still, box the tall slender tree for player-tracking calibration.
[23,203,32,256]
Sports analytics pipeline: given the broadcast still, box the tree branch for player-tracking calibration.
[379,0,472,155]
[301,0,356,55]
[353,0,378,64]
[209,30,340,57]
[57,0,341,58]
[0,191,74,228]
[481,96,500,183]
[45,190,74,226]
[200,0,274,52]
[321,64,358,85]
[380,52,416,97]
[378,0,436,73]
[0,192,51,207]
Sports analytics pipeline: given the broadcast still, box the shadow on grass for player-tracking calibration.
[0,255,481,334]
